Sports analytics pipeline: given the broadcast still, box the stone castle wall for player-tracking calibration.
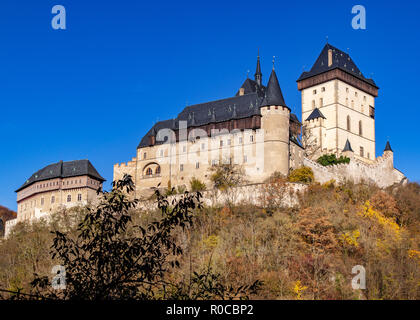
[303,151,406,188]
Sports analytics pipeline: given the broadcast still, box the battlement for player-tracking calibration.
[303,150,405,188]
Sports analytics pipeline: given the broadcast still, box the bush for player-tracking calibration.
[288,167,314,184]
[189,177,206,192]
[317,154,350,166]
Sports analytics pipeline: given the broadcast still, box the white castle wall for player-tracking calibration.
[303,151,406,188]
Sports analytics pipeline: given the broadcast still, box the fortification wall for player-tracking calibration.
[303,152,406,188]
[136,182,307,212]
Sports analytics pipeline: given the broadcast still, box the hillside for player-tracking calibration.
[0,179,419,300]
[0,206,16,237]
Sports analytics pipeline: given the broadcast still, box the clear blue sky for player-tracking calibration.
[1,0,419,210]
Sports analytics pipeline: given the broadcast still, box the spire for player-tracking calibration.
[384,141,393,152]
[254,49,262,87]
[343,139,353,152]
[260,68,287,108]
[211,108,216,122]
[232,105,237,118]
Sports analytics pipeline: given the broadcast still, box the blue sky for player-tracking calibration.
[0,0,419,210]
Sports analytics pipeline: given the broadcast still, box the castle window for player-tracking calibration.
[239,137,243,144]
[220,140,223,147]
[41,198,44,206]
[77,194,82,201]
[346,87,349,93]
[51,196,55,204]
[180,164,184,172]
[227,139,231,146]
[347,116,351,131]
[351,100,354,109]
[360,146,364,157]
[359,120,363,136]
[361,104,364,113]
[345,98,348,106]
[250,135,254,142]
[312,100,315,109]
[369,106,375,119]
[319,98,323,107]
[195,162,199,169]
[355,92,358,97]
[67,195,71,202]
[155,166,161,175]
[146,167,153,175]
[363,96,366,101]
[367,152,370,159]
[321,87,325,92]
[267,106,270,110]
[143,152,147,159]
[211,159,218,166]
[244,155,248,163]
[313,89,317,94]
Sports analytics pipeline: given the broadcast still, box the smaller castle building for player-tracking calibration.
[14,160,105,223]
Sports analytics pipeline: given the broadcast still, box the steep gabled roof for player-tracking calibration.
[138,93,263,148]
[16,160,105,192]
[260,69,288,108]
[235,78,266,96]
[297,43,377,88]
[305,108,326,121]
[343,139,354,152]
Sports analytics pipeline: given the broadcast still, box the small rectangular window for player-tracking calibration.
[313,89,317,94]
[250,135,254,142]
[369,106,375,119]
[77,194,82,201]
[195,162,199,169]
[321,87,325,92]
[360,146,364,157]
[180,164,184,171]
[220,140,223,147]
[143,152,147,159]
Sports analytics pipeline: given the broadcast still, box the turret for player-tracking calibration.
[383,140,394,168]
[342,139,354,159]
[260,65,290,177]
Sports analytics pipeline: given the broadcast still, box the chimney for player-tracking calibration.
[328,49,333,67]
[239,87,245,96]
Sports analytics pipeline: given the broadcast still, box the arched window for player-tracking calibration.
[155,166,161,175]
[359,120,363,136]
[146,167,153,175]
[347,116,351,131]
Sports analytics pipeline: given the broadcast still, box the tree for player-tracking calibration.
[209,162,247,210]
[27,174,260,300]
[301,125,321,159]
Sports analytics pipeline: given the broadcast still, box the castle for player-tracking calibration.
[114,43,406,197]
[5,160,105,237]
[5,43,406,238]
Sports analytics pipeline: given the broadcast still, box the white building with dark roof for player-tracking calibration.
[14,160,105,223]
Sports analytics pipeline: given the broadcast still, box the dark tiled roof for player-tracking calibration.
[235,78,266,96]
[343,139,354,152]
[138,93,264,148]
[297,43,377,87]
[305,108,326,121]
[261,69,288,108]
[384,141,393,152]
[290,113,302,125]
[16,160,105,192]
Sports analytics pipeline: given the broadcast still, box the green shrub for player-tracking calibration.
[190,177,207,192]
[317,154,350,166]
[288,167,314,184]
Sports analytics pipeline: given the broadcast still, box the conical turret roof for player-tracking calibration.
[260,69,287,108]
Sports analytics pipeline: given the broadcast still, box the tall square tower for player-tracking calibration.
[297,44,378,162]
